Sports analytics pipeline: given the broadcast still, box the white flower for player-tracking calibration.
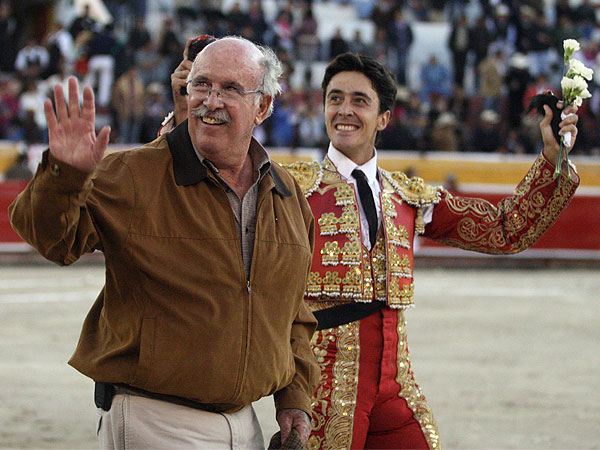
[561,77,576,91]
[574,97,583,107]
[580,88,592,99]
[572,75,589,91]
[569,58,594,80]
[564,39,580,53]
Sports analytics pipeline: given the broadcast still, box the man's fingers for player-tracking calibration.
[81,85,95,124]
[54,83,68,122]
[43,98,58,131]
[68,76,80,118]
[93,126,110,163]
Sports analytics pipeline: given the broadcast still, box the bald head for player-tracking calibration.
[188,36,283,116]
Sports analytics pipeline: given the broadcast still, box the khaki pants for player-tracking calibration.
[97,393,264,450]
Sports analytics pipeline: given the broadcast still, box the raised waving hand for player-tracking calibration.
[43,76,111,173]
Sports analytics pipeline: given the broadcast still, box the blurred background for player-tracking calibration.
[0,0,598,259]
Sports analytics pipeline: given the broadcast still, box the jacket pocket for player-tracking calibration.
[129,317,156,386]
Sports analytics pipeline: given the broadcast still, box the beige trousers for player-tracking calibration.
[96,393,264,450]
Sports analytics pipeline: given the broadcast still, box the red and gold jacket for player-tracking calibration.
[284,154,579,309]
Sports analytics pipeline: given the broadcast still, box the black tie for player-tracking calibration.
[352,169,378,248]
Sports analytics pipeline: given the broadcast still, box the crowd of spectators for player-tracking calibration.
[2,0,600,156]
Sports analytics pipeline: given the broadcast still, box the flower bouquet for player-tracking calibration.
[527,39,593,186]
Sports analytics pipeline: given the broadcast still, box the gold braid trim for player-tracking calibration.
[308,322,360,450]
[281,160,323,198]
[396,311,441,449]
[381,169,442,206]
[437,156,578,254]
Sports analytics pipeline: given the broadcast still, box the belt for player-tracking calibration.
[94,382,234,413]
[313,301,386,330]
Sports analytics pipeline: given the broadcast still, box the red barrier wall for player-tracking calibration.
[1,181,29,243]
[1,182,598,251]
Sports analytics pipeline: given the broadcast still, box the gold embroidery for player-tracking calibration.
[334,184,355,206]
[323,271,342,297]
[281,161,323,197]
[438,156,578,254]
[309,322,360,450]
[339,205,359,234]
[341,267,362,297]
[340,240,361,266]
[381,192,397,217]
[318,213,338,236]
[306,272,323,297]
[388,280,414,308]
[321,241,341,266]
[381,169,442,206]
[390,253,411,278]
[385,220,411,249]
[395,311,441,449]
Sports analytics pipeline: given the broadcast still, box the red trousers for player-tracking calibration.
[351,309,429,449]
[309,308,440,450]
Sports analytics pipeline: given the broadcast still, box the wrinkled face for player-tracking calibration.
[324,71,390,165]
[187,40,271,164]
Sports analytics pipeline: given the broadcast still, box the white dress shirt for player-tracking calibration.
[326,143,434,249]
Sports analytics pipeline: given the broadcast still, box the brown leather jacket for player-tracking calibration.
[9,122,319,414]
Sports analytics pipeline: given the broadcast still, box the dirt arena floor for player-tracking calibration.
[1,261,598,449]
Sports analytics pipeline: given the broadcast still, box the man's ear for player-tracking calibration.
[254,95,273,125]
[377,110,391,131]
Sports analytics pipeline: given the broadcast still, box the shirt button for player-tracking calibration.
[50,164,61,177]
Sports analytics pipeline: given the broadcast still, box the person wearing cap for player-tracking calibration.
[166,47,580,449]
[9,36,319,449]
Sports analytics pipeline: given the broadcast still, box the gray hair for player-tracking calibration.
[189,36,282,117]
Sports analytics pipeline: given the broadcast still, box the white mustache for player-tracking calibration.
[190,105,231,124]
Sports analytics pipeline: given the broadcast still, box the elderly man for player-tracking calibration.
[9,37,318,449]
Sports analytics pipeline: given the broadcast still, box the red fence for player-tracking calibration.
[1,181,599,254]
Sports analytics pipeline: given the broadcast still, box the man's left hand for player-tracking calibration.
[276,408,312,445]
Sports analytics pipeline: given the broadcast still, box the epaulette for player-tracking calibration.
[380,169,442,206]
[280,160,323,197]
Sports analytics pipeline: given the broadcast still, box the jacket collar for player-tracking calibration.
[166,120,291,197]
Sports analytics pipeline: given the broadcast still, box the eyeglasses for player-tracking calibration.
[187,80,263,102]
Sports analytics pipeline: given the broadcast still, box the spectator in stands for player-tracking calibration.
[112,65,145,143]
[369,0,395,31]
[489,4,517,56]
[431,111,458,152]
[0,77,20,140]
[248,0,269,45]
[469,15,494,90]
[227,2,249,32]
[349,29,374,58]
[15,38,50,81]
[448,14,470,88]
[69,3,96,40]
[128,17,151,52]
[269,92,297,147]
[18,80,46,142]
[478,49,506,112]
[157,17,184,85]
[419,54,452,105]
[387,9,414,86]
[84,23,118,109]
[295,6,320,63]
[296,95,326,148]
[0,2,19,73]
[505,52,532,130]
[469,109,504,153]
[574,0,596,41]
[328,27,349,60]
[273,10,295,55]
[140,82,171,143]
